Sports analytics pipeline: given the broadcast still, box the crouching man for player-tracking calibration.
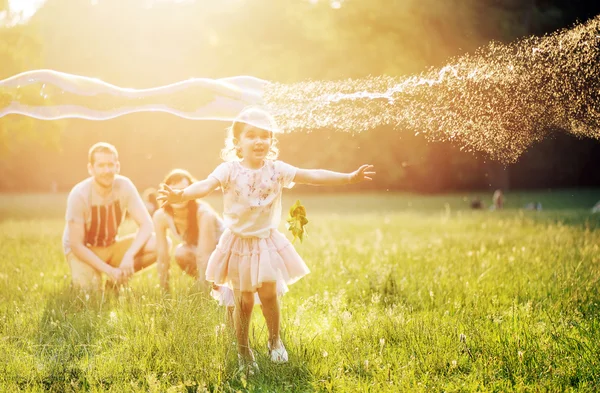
[63,142,158,292]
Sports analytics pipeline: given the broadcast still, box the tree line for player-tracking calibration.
[1,0,599,192]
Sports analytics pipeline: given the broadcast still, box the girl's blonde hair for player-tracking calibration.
[220,106,280,161]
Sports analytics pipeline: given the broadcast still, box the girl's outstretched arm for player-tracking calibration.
[294,164,375,186]
[156,177,220,207]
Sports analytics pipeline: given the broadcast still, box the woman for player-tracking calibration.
[152,169,234,305]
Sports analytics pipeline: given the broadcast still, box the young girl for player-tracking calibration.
[157,107,375,372]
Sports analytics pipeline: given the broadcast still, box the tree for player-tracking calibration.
[1,0,598,191]
[0,2,62,156]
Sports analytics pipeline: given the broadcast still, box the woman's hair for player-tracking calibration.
[142,187,159,214]
[220,106,280,161]
[161,169,211,246]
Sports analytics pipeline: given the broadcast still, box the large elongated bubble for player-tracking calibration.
[1,16,599,162]
[0,69,268,121]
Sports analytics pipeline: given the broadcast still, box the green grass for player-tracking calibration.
[1,190,599,392]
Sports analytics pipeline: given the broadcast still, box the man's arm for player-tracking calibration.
[69,220,122,281]
[122,181,154,261]
[153,209,171,291]
[294,164,375,186]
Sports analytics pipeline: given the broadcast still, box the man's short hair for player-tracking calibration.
[88,142,118,165]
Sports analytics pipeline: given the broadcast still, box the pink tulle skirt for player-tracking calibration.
[205,228,310,293]
[210,281,288,307]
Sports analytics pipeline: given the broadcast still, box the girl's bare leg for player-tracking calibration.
[234,290,255,359]
[256,282,280,349]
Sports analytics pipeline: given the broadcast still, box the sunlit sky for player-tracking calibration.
[4,0,200,25]
[8,0,46,21]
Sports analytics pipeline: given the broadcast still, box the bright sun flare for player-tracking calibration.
[8,0,46,20]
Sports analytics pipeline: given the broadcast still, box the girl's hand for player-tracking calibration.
[156,184,184,208]
[350,164,375,183]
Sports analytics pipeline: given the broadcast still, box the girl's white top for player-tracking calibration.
[209,160,297,238]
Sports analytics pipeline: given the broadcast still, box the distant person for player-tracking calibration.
[524,202,542,211]
[63,142,158,292]
[491,189,504,210]
[470,197,484,209]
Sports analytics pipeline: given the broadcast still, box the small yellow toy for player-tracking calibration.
[286,200,308,243]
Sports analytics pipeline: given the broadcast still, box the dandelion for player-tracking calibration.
[322,350,328,357]
[451,360,457,368]
[518,350,524,361]
[371,293,381,304]
[341,311,352,322]
[109,311,118,324]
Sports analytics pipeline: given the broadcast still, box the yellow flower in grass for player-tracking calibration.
[286,199,308,243]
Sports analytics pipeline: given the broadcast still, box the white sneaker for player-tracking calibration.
[268,341,288,363]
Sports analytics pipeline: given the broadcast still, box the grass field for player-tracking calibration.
[1,190,599,392]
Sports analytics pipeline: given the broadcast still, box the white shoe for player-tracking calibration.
[268,341,288,363]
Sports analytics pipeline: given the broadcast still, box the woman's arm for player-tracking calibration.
[293,164,375,186]
[152,209,172,291]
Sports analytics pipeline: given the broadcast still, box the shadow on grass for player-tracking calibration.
[221,352,315,393]
[26,286,118,392]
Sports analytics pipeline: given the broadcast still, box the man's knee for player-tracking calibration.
[66,253,103,292]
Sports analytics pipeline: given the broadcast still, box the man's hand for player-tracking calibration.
[156,184,184,208]
[106,266,124,283]
[350,164,376,184]
[119,252,136,279]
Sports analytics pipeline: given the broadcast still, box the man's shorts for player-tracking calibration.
[65,234,135,291]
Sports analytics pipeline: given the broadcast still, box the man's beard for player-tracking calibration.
[95,175,114,189]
